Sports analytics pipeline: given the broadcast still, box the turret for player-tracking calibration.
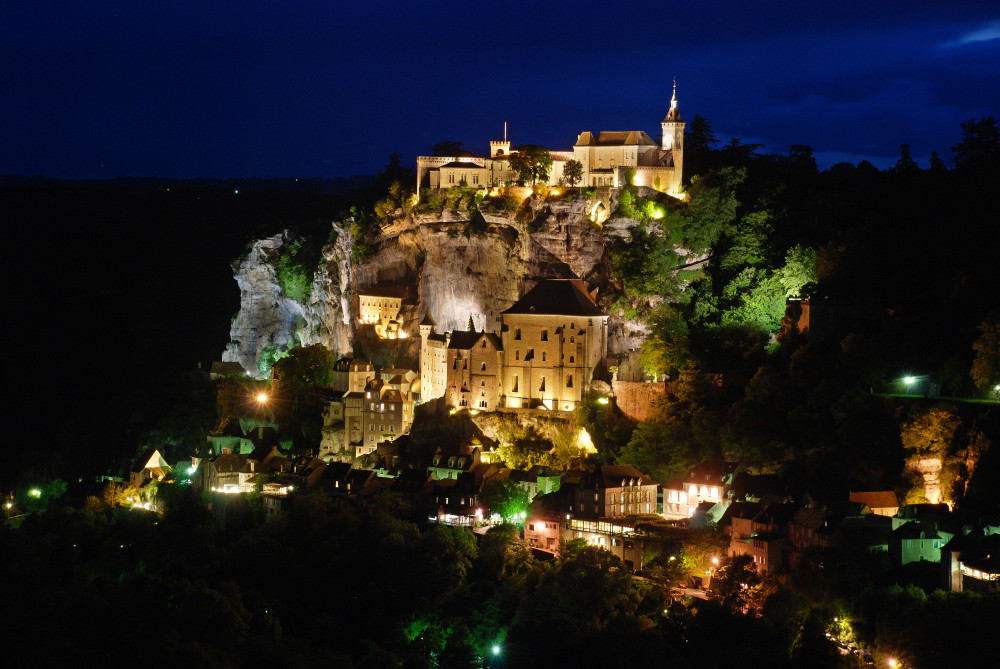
[660,79,686,194]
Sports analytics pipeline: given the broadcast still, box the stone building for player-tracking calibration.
[419,313,449,403]
[358,286,410,339]
[420,279,609,411]
[445,328,503,410]
[416,84,685,197]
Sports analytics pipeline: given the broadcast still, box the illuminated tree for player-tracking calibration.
[900,406,960,459]
[970,319,1000,394]
[479,479,531,523]
[508,145,552,185]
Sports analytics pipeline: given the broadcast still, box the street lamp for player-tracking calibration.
[256,392,269,404]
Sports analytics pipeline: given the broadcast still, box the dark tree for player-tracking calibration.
[563,159,584,186]
[508,145,552,185]
[432,141,464,157]
[951,116,999,169]
[895,143,918,171]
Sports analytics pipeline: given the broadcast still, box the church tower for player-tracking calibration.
[661,80,685,192]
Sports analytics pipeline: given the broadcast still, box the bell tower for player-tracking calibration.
[660,79,685,194]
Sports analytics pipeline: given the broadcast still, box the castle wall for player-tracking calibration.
[611,380,666,422]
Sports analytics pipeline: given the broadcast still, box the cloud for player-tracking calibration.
[944,19,1000,46]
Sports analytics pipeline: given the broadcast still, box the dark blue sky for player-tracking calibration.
[2,1,997,179]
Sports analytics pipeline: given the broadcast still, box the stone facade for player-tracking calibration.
[420,279,609,412]
[417,85,685,197]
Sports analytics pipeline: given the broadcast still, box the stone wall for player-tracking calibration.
[612,380,666,422]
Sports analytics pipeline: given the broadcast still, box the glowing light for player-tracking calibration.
[888,660,897,668]
[903,376,916,385]
[5,502,11,509]
[492,646,501,655]
[651,207,664,219]
[256,393,269,404]
[711,556,719,565]
[29,489,41,498]
[575,427,597,453]
[596,396,609,405]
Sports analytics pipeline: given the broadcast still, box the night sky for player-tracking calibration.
[2,1,998,180]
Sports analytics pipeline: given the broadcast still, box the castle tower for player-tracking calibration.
[660,80,685,194]
[490,121,511,157]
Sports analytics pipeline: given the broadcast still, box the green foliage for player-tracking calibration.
[900,405,961,459]
[638,304,691,377]
[258,343,291,375]
[272,344,335,394]
[508,145,553,185]
[563,159,583,186]
[618,363,720,481]
[970,318,1000,393]
[350,221,373,260]
[275,236,320,303]
[610,225,684,302]
[479,479,531,523]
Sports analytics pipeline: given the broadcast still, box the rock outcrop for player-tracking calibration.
[225,190,688,373]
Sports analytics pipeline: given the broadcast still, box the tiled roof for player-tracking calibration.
[575,130,658,147]
[849,490,899,509]
[503,279,605,317]
[448,330,502,350]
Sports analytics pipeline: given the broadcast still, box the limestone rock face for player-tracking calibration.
[224,191,691,371]
[223,232,307,374]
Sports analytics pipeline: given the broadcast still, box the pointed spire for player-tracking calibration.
[467,314,475,332]
[671,77,678,109]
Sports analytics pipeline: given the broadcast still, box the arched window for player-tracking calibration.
[539,376,546,392]
[566,375,573,388]
[515,350,520,361]
[542,351,546,362]
[514,328,521,340]
[481,362,487,371]
[512,375,518,392]
[541,330,548,341]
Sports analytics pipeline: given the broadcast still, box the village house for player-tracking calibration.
[663,460,740,518]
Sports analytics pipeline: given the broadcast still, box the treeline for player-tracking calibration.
[590,116,1000,506]
[6,490,998,668]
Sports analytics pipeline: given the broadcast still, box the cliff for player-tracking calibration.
[224,189,679,373]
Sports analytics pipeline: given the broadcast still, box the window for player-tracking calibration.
[512,375,518,392]
[481,340,486,348]
[569,355,575,363]
[481,362,487,371]
[514,328,521,340]
[539,376,545,392]
[541,330,548,341]
[566,375,573,388]
[570,335,575,343]
[542,351,546,361]
[515,350,520,361]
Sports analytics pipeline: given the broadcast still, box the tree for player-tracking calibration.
[683,114,719,179]
[900,405,960,459]
[951,117,999,169]
[711,554,760,613]
[479,479,531,523]
[508,145,552,185]
[432,141,464,157]
[895,143,918,171]
[563,159,583,186]
[271,344,335,395]
[929,150,947,171]
[970,319,1000,395]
